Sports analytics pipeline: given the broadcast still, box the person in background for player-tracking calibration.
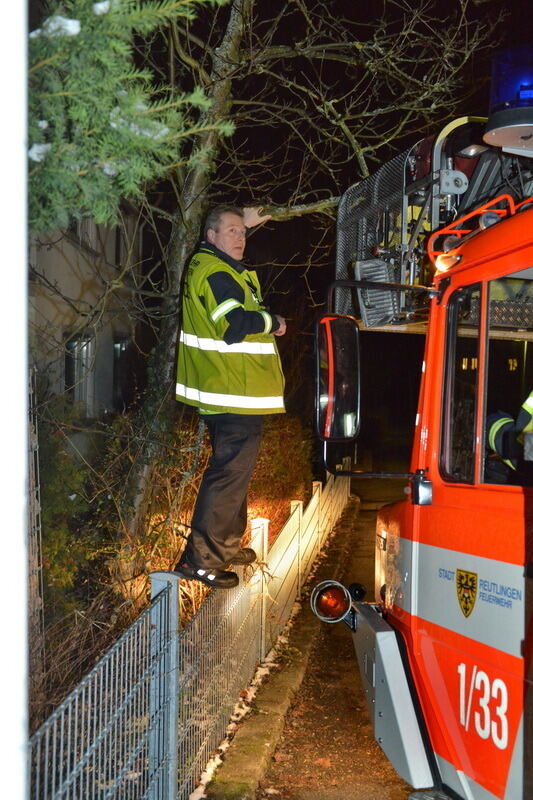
[175,205,286,588]
[486,390,533,484]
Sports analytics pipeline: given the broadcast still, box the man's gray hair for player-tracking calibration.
[203,205,243,238]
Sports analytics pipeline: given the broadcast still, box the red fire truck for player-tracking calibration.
[311,51,533,800]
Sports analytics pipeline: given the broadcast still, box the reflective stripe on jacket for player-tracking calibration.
[488,414,516,470]
[176,247,285,415]
[515,390,533,437]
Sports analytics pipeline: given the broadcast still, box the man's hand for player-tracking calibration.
[273,315,286,336]
[243,206,272,229]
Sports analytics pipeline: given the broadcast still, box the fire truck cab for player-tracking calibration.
[312,53,533,800]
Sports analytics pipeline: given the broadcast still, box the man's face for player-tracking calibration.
[207,212,246,261]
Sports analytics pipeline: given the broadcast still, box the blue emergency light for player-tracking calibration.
[483,46,533,156]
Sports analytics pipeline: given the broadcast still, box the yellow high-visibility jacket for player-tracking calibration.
[176,245,285,415]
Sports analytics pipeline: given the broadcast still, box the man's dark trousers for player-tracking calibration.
[181,413,264,568]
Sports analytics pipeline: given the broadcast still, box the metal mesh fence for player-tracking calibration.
[28,585,174,800]
[299,489,320,579]
[29,470,351,800]
[263,470,350,653]
[28,367,45,702]
[175,574,262,799]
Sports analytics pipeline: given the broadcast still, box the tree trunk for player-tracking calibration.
[112,0,254,603]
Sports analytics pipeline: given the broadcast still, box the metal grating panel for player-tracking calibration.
[470,296,533,329]
[354,259,400,328]
[335,149,410,315]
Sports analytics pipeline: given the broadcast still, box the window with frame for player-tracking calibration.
[483,268,533,486]
[441,270,533,486]
[64,334,96,418]
[441,284,481,483]
[112,336,134,412]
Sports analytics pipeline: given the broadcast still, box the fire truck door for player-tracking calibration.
[411,272,532,800]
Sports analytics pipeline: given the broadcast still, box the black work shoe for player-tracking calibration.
[225,547,257,566]
[174,561,239,589]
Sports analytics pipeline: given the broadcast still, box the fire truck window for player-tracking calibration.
[484,269,533,486]
[441,284,481,483]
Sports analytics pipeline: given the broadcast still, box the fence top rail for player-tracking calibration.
[29,583,171,742]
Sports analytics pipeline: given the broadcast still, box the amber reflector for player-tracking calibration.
[316,586,350,620]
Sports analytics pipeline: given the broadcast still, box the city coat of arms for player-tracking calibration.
[456,569,477,618]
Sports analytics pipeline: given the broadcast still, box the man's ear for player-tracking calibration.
[206,228,215,244]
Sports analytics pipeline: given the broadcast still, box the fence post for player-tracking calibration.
[290,500,303,598]
[322,472,331,540]
[149,572,180,800]
[250,518,269,661]
[312,481,322,551]
[335,463,343,522]
[342,456,352,503]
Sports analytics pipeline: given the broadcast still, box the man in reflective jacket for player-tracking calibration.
[175,205,286,588]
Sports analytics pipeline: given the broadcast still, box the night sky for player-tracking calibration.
[242,2,533,472]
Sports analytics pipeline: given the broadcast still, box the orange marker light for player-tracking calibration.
[310,581,352,623]
[317,586,349,618]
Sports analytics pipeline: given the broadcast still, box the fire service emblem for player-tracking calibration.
[456,569,477,618]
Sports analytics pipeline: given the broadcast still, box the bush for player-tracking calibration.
[38,399,91,619]
[31,406,313,723]
[249,414,313,543]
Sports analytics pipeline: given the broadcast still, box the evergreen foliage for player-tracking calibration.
[38,399,91,616]
[28,0,233,233]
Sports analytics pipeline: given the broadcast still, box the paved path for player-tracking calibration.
[256,478,412,800]
[206,477,416,800]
